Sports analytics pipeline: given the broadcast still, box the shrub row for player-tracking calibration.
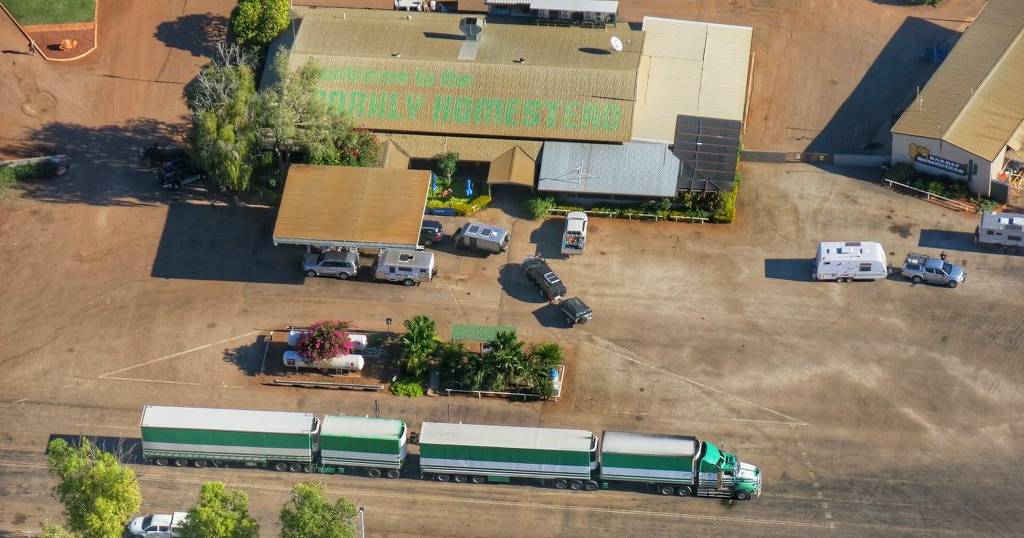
[0,159,61,197]
[426,194,492,216]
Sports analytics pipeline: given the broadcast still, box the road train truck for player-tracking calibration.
[140,406,407,477]
[418,422,761,499]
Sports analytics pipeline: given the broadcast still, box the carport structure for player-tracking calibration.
[273,165,431,250]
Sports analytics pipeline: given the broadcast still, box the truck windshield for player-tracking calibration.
[142,516,152,528]
[942,262,953,273]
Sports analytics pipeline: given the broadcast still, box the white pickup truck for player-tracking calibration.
[561,211,588,257]
[128,512,188,537]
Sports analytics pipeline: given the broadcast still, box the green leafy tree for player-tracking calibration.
[400,315,438,378]
[186,46,258,192]
[231,0,291,47]
[483,330,527,391]
[40,522,76,538]
[180,482,259,538]
[526,343,564,398]
[434,151,459,192]
[524,197,555,220]
[46,438,141,538]
[280,481,357,538]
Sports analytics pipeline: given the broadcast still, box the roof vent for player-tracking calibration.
[459,17,484,41]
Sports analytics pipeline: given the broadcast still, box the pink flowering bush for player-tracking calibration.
[297,320,353,366]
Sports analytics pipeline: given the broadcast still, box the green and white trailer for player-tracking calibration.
[599,431,762,500]
[418,422,599,489]
[318,415,407,478]
[140,405,319,472]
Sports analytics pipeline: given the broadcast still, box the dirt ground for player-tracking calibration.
[2,1,1023,537]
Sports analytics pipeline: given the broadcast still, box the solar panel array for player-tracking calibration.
[673,115,742,193]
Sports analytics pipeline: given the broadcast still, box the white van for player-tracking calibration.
[813,241,888,282]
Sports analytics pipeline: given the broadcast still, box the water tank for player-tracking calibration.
[287,330,305,347]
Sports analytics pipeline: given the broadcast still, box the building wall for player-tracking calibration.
[891,133,994,196]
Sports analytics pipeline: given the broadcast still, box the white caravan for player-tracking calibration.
[813,241,888,282]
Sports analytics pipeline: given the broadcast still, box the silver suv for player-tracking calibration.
[900,253,965,288]
[303,250,359,280]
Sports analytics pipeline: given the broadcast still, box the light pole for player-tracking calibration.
[358,506,366,538]
[385,317,393,341]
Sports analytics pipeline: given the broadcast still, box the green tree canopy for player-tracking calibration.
[179,482,259,538]
[279,481,358,538]
[46,438,141,538]
[483,330,526,391]
[230,0,291,47]
[186,46,258,192]
[400,315,439,378]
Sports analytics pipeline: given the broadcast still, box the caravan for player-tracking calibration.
[813,241,889,282]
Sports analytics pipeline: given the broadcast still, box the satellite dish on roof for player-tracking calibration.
[610,36,624,53]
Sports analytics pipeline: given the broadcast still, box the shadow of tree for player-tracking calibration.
[222,335,271,376]
[13,118,197,207]
[154,13,229,58]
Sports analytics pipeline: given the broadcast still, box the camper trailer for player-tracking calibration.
[453,222,510,255]
[976,212,1024,253]
[813,241,888,282]
[373,249,436,286]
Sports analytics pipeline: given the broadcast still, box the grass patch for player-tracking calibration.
[0,158,60,198]
[3,0,95,25]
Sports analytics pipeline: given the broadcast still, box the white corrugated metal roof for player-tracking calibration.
[632,17,752,144]
[321,415,404,439]
[538,141,679,197]
[530,0,619,14]
[602,431,697,457]
[420,422,593,452]
[140,406,317,435]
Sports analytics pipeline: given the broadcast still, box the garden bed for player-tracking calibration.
[885,163,999,213]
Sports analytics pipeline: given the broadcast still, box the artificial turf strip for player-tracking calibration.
[2,0,95,25]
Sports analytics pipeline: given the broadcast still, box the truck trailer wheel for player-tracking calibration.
[154,458,169,466]
[454,474,468,483]
[435,474,450,482]
[471,475,485,484]
[367,468,382,478]
[658,485,674,496]
[386,469,401,479]
[676,486,692,496]
[584,480,599,491]
[288,463,303,473]
[554,479,568,489]
[193,460,207,468]
[735,491,751,501]
[174,459,189,467]
[569,480,583,490]
[274,462,289,472]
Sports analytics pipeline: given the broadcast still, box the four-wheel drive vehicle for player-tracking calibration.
[304,250,359,279]
[128,512,188,537]
[900,253,965,288]
[420,220,444,246]
[374,248,436,286]
[158,158,205,190]
[560,296,592,325]
[522,256,566,301]
[561,212,588,257]
[453,222,510,254]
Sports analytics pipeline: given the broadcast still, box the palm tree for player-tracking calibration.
[400,315,438,378]
[484,331,526,390]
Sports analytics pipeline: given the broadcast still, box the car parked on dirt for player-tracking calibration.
[522,256,566,302]
[900,252,966,288]
[158,158,205,190]
[420,219,444,246]
[303,250,359,280]
[560,296,592,325]
[128,512,188,537]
